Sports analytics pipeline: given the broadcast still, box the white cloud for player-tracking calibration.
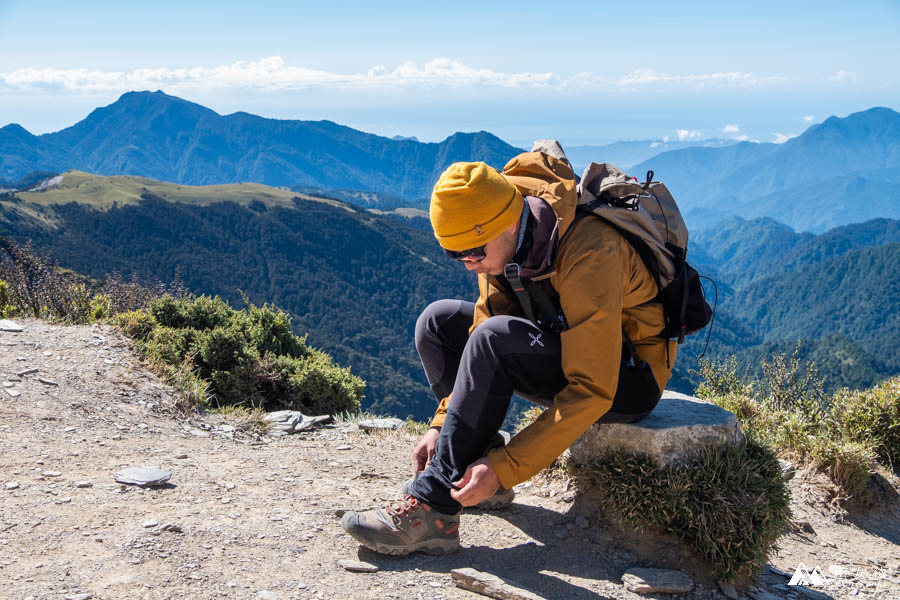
[831,70,857,83]
[676,129,703,141]
[734,134,751,142]
[616,69,785,88]
[772,132,798,144]
[722,124,740,134]
[650,141,661,148]
[803,115,814,123]
[0,56,788,96]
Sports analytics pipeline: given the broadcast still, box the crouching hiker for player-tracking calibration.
[341,149,677,555]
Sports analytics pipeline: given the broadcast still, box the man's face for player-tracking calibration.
[459,224,518,276]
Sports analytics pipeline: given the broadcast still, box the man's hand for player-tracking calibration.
[450,457,500,507]
[412,427,441,473]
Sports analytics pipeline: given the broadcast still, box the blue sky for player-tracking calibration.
[1,0,898,146]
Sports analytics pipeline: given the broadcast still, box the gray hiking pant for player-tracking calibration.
[406,299,659,514]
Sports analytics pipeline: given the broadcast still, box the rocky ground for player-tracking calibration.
[1,319,898,600]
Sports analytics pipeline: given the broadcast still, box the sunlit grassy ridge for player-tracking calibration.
[15,170,353,211]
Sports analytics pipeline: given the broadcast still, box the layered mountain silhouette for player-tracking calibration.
[0,91,522,201]
[631,107,900,232]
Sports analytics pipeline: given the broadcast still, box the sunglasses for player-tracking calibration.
[444,245,487,262]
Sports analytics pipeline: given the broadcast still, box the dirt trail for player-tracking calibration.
[1,319,898,600]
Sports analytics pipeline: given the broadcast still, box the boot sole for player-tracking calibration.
[347,532,459,556]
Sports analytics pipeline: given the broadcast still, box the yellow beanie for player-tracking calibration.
[430,162,524,251]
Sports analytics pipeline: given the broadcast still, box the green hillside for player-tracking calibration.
[1,174,475,420]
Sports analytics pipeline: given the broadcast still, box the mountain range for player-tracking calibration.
[3,94,899,233]
[0,91,522,201]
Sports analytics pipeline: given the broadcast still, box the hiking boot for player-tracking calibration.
[401,476,515,510]
[340,495,459,556]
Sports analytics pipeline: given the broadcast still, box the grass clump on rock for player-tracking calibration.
[572,442,790,583]
[116,294,364,416]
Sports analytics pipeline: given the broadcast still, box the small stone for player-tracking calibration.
[357,417,404,431]
[37,378,58,386]
[0,319,24,332]
[2,382,12,388]
[142,520,159,528]
[336,445,353,450]
[7,375,22,381]
[156,523,183,533]
[451,568,544,600]
[575,515,590,529]
[55,497,72,504]
[43,351,52,357]
[339,559,379,573]
[820,540,837,548]
[6,481,20,490]
[174,453,188,459]
[554,529,569,539]
[256,592,278,600]
[5,389,20,398]
[64,427,76,432]
[74,481,92,488]
[221,498,231,504]
[114,466,171,487]
[225,482,235,490]
[64,594,92,600]
[621,568,693,594]
[778,459,796,480]
[718,581,739,599]
[41,471,62,477]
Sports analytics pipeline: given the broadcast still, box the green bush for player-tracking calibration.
[698,354,896,505]
[115,294,364,415]
[832,376,900,471]
[0,279,12,318]
[572,441,790,583]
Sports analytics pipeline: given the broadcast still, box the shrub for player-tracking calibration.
[572,441,790,583]
[698,352,897,505]
[832,376,900,471]
[0,279,12,318]
[118,294,364,415]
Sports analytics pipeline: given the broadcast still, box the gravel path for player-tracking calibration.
[1,319,898,600]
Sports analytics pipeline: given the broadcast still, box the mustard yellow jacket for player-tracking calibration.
[430,151,676,488]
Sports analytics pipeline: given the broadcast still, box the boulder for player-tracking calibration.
[568,391,743,468]
[263,411,331,436]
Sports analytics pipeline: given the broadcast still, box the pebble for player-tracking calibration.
[6,481,20,490]
[256,592,278,600]
[43,351,52,357]
[64,594,92,600]
[2,382,12,388]
[42,471,62,477]
[74,481,92,488]
[336,445,353,450]
[4,389,20,398]
[357,417,404,431]
[142,520,159,528]
[7,375,22,381]
[339,559,379,573]
[174,453,189,459]
[575,515,590,529]
[718,580,739,599]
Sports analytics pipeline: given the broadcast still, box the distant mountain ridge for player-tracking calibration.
[0,91,523,202]
[632,107,900,232]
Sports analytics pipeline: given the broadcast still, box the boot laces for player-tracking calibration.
[386,494,419,520]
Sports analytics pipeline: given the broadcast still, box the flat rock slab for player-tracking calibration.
[263,411,331,436]
[621,568,693,594]
[569,391,744,467]
[358,417,404,431]
[451,568,546,600]
[0,319,24,332]
[338,559,379,573]
[114,466,172,487]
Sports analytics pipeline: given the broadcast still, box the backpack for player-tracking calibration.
[506,140,714,352]
[576,162,713,344]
